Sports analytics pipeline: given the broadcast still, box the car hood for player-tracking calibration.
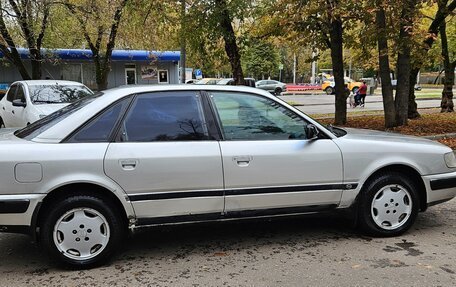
[340,127,446,147]
[34,103,69,115]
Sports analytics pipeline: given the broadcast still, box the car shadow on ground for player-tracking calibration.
[0,207,448,271]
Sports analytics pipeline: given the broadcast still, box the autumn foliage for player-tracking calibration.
[318,112,456,149]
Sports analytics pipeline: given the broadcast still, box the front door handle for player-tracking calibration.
[233,156,252,167]
[120,159,138,170]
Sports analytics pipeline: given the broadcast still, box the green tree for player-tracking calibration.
[64,0,129,90]
[242,38,279,79]
[0,0,51,79]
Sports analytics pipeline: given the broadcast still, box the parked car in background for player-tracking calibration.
[0,80,93,128]
[1,85,455,268]
[217,77,256,87]
[0,84,8,101]
[256,80,287,95]
[194,78,220,85]
[322,77,362,95]
[185,79,197,84]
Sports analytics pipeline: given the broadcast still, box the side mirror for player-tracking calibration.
[306,124,319,140]
[12,99,26,108]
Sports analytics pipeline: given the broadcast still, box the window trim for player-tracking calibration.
[207,90,323,141]
[112,90,215,143]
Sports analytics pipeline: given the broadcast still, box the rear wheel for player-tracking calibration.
[358,172,419,237]
[40,194,125,268]
[325,87,334,95]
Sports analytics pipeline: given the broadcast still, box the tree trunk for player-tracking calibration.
[439,19,455,113]
[215,0,244,85]
[408,0,456,118]
[394,0,417,126]
[375,1,396,128]
[30,48,42,79]
[408,68,420,118]
[329,16,346,125]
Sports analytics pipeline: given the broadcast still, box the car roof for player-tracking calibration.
[15,80,86,86]
[32,84,336,142]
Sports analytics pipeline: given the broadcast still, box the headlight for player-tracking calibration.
[39,114,47,119]
[444,151,456,168]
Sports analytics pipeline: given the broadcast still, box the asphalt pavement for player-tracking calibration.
[0,199,455,286]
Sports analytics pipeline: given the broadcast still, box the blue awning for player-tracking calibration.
[0,48,180,62]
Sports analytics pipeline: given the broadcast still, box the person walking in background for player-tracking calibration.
[358,81,368,107]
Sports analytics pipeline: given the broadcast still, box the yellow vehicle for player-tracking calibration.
[321,77,362,95]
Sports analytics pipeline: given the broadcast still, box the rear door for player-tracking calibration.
[11,84,28,127]
[209,91,345,216]
[104,91,224,224]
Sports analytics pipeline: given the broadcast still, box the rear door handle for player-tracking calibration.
[233,156,252,167]
[120,159,138,170]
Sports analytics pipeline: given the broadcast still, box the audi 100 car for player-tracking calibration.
[0,85,455,268]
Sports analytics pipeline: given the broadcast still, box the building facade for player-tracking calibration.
[0,49,181,91]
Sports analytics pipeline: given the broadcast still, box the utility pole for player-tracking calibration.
[311,50,317,84]
[180,0,186,84]
[293,53,297,84]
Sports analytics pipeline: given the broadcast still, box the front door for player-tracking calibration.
[208,91,344,215]
[125,68,137,85]
[11,84,28,127]
[104,91,224,223]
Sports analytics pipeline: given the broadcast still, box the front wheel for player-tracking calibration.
[358,172,419,237]
[40,195,125,268]
[325,87,334,95]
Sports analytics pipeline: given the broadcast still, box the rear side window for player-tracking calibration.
[66,97,132,143]
[6,85,17,102]
[120,91,208,142]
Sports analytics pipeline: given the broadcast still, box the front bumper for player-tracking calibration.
[423,171,456,206]
[0,194,45,234]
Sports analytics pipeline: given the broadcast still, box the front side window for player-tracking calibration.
[6,85,17,102]
[120,91,208,142]
[211,92,308,140]
[15,85,26,102]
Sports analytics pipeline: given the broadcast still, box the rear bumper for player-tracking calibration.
[0,194,45,234]
[423,171,456,206]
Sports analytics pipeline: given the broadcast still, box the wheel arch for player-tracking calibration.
[33,182,133,239]
[359,164,427,212]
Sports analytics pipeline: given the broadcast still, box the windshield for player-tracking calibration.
[15,92,102,140]
[28,84,93,104]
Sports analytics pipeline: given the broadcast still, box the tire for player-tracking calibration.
[358,172,419,237]
[325,87,334,95]
[0,117,4,128]
[40,194,125,268]
[274,87,282,96]
[352,87,359,94]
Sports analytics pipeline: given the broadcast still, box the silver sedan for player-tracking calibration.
[0,85,455,268]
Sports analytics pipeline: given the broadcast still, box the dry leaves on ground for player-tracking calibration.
[317,112,456,149]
